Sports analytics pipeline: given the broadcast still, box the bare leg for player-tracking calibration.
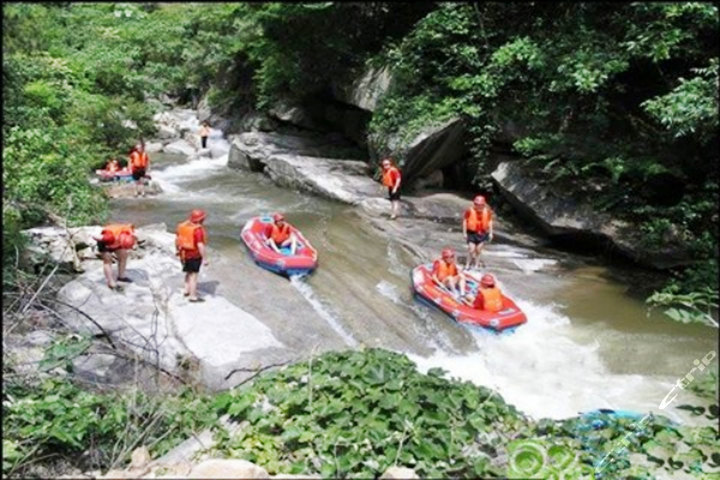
[465,243,475,269]
[475,243,486,269]
[102,252,116,288]
[117,249,128,278]
[184,272,191,296]
[391,200,399,219]
[188,272,199,299]
[289,234,298,255]
[459,275,467,296]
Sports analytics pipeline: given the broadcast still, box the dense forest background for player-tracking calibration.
[4,2,717,319]
[2,3,718,477]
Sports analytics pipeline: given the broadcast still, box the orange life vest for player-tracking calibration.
[270,223,291,244]
[176,221,206,253]
[479,287,503,312]
[434,259,459,282]
[466,207,492,233]
[130,151,149,169]
[102,224,135,249]
[382,166,401,187]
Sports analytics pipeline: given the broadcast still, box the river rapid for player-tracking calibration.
[110,119,715,426]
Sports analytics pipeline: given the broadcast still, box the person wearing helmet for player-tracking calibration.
[265,213,298,255]
[380,158,402,220]
[176,209,208,302]
[464,273,504,312]
[93,223,137,291]
[431,248,467,298]
[462,194,494,270]
[129,141,150,197]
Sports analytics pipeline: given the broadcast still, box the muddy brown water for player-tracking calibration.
[109,143,716,425]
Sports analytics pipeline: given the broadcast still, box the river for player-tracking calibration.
[109,121,716,426]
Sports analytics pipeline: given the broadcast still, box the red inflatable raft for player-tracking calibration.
[411,264,527,332]
[240,216,318,276]
[96,168,133,182]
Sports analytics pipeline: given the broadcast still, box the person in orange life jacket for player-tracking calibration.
[463,195,494,270]
[431,248,467,298]
[129,142,150,197]
[380,158,402,220]
[93,223,137,291]
[463,274,504,312]
[176,209,208,302]
[199,122,211,149]
[265,213,298,255]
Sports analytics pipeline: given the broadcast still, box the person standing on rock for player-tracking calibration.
[129,142,150,197]
[199,122,211,150]
[380,157,402,220]
[176,209,208,302]
[93,223,137,291]
[463,195,494,270]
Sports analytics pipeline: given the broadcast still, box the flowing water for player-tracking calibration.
[110,123,716,426]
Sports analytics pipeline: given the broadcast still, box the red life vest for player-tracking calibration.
[176,221,206,258]
[382,166,401,188]
[130,151,149,169]
[102,224,135,249]
[478,287,503,312]
[466,207,492,233]
[433,259,458,282]
[270,223,291,244]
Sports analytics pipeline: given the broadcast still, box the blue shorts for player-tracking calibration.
[466,232,489,245]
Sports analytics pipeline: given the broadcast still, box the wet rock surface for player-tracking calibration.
[491,160,694,269]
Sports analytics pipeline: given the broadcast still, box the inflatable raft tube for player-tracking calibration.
[411,263,527,332]
[240,215,318,277]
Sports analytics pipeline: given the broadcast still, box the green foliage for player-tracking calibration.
[210,348,520,477]
[2,377,218,477]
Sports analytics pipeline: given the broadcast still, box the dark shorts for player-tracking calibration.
[466,232,489,245]
[201,136,208,149]
[97,241,119,253]
[388,188,401,201]
[182,257,202,273]
[132,168,146,181]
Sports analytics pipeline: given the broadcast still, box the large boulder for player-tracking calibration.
[369,117,468,186]
[21,225,99,272]
[268,101,324,132]
[164,139,197,157]
[491,160,694,269]
[332,65,393,113]
[228,132,376,204]
[100,180,163,199]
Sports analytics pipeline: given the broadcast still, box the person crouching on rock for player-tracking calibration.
[265,213,298,255]
[93,223,136,291]
[463,274,503,312]
[129,142,150,197]
[380,157,402,220]
[176,209,208,302]
[431,248,467,299]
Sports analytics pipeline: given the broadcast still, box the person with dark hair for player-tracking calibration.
[199,122,210,149]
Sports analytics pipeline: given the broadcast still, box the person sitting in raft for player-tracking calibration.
[265,213,298,256]
[431,248,467,298]
[106,158,120,173]
[463,274,504,312]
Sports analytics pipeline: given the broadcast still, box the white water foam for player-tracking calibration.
[290,276,358,347]
[511,258,558,274]
[407,299,684,422]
